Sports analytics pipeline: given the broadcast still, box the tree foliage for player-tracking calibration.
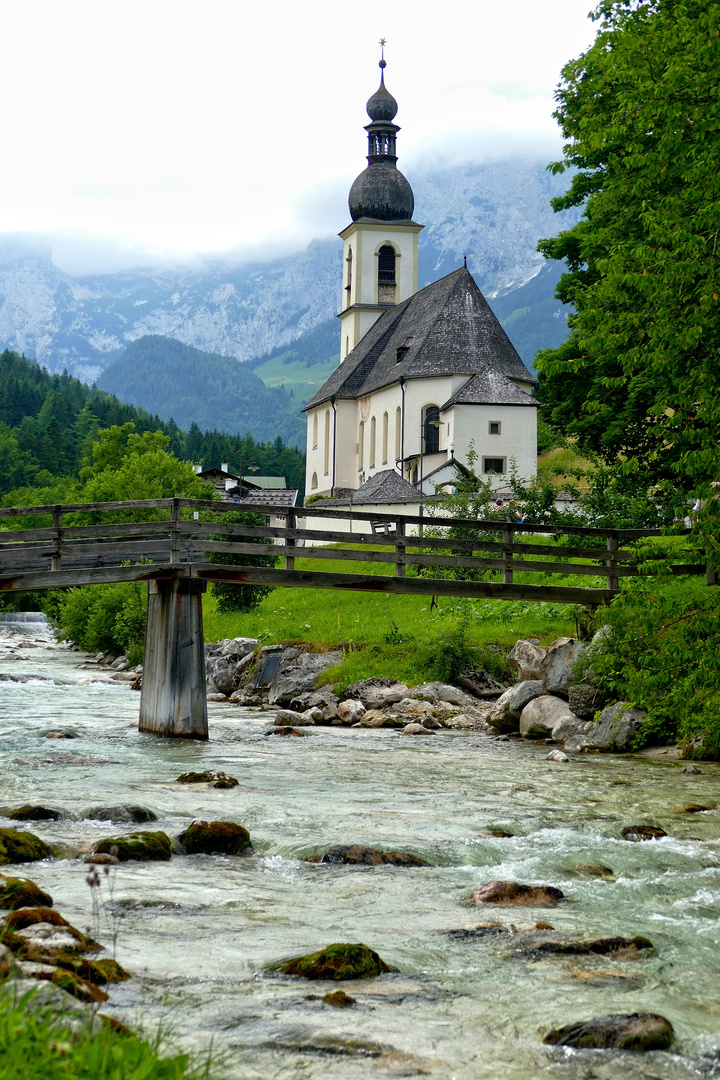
[536,0,720,505]
[206,511,276,613]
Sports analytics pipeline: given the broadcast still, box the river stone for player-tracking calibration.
[573,864,614,877]
[1,805,63,822]
[267,651,342,705]
[337,700,366,723]
[401,723,435,735]
[530,935,653,956]
[289,688,339,712]
[83,853,120,865]
[4,907,70,931]
[519,695,578,739]
[671,803,711,813]
[546,749,570,763]
[94,831,172,861]
[542,637,587,696]
[456,669,508,699]
[178,820,253,856]
[0,876,53,909]
[0,828,53,865]
[470,881,565,906]
[265,726,308,737]
[568,682,604,720]
[321,845,430,867]
[622,825,667,842]
[565,701,648,753]
[344,678,409,709]
[207,660,237,697]
[279,942,392,980]
[273,709,315,726]
[508,640,546,681]
[489,681,546,732]
[81,805,157,823]
[175,770,239,788]
[682,764,701,774]
[14,920,100,956]
[410,682,477,707]
[543,1012,673,1051]
[220,637,258,660]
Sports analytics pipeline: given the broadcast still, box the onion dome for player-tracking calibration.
[366,60,398,122]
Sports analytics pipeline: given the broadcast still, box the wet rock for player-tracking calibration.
[54,957,130,985]
[550,714,591,745]
[682,764,701,774]
[321,845,430,867]
[469,881,565,906]
[1,805,62,822]
[94,831,172,861]
[265,726,308,737]
[573,864,614,877]
[519,695,579,740]
[178,820,253,856]
[543,1012,673,1051]
[278,942,392,980]
[410,682,477,707]
[445,922,509,939]
[3,908,71,933]
[542,637,587,696]
[175,770,239,788]
[46,969,108,1004]
[83,853,119,865]
[456,669,508,698]
[568,682,605,720]
[12,919,100,957]
[565,702,648,754]
[0,876,53,909]
[531,935,653,956]
[360,710,405,728]
[337,700,366,723]
[81,805,157,823]
[268,651,342,706]
[401,723,435,735]
[273,709,315,726]
[290,688,339,713]
[508,640,546,681]
[489,680,546,733]
[0,828,53,865]
[671,803,711,813]
[322,989,356,1007]
[546,749,570,763]
[43,730,78,739]
[344,678,409,709]
[621,825,667,842]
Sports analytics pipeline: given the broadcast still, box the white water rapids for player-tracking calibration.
[1,613,719,1079]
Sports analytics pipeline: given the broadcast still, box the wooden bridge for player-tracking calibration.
[0,498,705,740]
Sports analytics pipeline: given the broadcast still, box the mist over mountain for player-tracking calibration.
[0,158,575,384]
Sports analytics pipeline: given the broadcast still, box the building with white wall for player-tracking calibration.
[303,55,538,505]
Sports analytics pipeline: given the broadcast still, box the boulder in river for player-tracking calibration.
[337,700,366,724]
[410,682,477,707]
[671,803,711,813]
[519,695,580,740]
[1,805,62,822]
[0,875,53,909]
[530,935,653,956]
[344,677,409,709]
[273,709,315,726]
[279,942,392,980]
[469,881,565,906]
[401,723,435,735]
[0,828,54,865]
[175,770,239,788]
[621,825,667,842]
[543,1012,673,1051]
[267,651,342,705]
[320,844,430,867]
[265,726,307,737]
[178,821,253,856]
[572,864,614,878]
[81,805,157,823]
[565,702,648,753]
[94,831,172,861]
[542,637,587,696]
[508,640,546,681]
[546,749,570,763]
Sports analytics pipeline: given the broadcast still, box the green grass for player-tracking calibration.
[252,351,338,402]
[0,986,216,1080]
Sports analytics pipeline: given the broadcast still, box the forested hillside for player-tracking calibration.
[0,349,305,498]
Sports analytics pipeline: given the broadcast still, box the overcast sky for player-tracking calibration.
[0,0,598,274]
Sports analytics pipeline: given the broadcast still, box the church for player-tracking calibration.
[303,55,538,506]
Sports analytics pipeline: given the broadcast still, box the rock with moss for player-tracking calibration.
[544,1012,673,1051]
[320,845,429,868]
[175,770,239,788]
[1,805,63,822]
[469,881,565,906]
[3,907,68,932]
[0,876,53,909]
[94,831,172,862]
[53,956,130,985]
[48,968,108,1004]
[178,821,253,856]
[81,805,157,823]
[11,918,100,957]
[0,828,53,865]
[279,942,392,981]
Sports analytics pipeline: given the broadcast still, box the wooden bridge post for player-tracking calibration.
[606,535,619,592]
[395,519,406,578]
[51,506,63,572]
[502,525,513,585]
[139,576,208,739]
[284,507,296,570]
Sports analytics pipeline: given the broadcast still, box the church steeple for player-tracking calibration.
[338,46,423,361]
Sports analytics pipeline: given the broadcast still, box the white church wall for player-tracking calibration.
[450,403,537,485]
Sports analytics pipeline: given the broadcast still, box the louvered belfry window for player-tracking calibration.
[378,245,396,284]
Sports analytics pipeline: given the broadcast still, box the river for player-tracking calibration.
[1,612,719,1079]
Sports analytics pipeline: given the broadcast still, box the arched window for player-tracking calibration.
[382,412,388,464]
[345,335,350,357]
[358,421,364,469]
[323,409,330,475]
[424,406,440,455]
[345,247,352,307]
[395,406,401,460]
[312,412,318,450]
[369,416,376,468]
[311,471,318,490]
[377,245,396,304]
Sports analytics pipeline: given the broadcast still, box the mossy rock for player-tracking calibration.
[175,770,239,788]
[178,821,253,856]
[94,831,172,862]
[2,805,62,822]
[3,907,68,931]
[54,955,130,985]
[279,942,392,981]
[0,828,53,865]
[0,877,53,909]
[49,968,108,1004]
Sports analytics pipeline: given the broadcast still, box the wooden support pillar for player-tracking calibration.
[502,525,513,585]
[139,576,208,739]
[606,535,619,592]
[395,519,406,578]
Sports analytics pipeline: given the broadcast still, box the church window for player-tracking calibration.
[345,248,352,305]
[423,406,440,455]
[382,412,388,464]
[311,471,318,489]
[358,421,364,469]
[378,245,396,304]
[483,457,506,475]
[489,421,501,435]
[312,413,318,450]
[323,410,330,475]
[345,336,350,357]
[395,407,401,459]
[369,416,376,468]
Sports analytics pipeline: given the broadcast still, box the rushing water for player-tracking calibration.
[1,616,720,1079]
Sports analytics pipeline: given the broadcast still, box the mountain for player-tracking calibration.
[96,336,305,446]
[0,158,576,384]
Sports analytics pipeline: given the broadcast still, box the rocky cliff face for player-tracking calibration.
[0,159,576,380]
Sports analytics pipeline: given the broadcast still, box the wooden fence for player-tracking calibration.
[0,497,708,605]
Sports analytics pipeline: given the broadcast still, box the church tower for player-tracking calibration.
[338,52,423,361]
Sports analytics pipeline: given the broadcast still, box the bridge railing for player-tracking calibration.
[0,497,706,603]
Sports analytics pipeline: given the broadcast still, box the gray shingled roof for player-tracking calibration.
[303,267,535,411]
[319,469,421,506]
[440,369,538,409]
[226,488,298,508]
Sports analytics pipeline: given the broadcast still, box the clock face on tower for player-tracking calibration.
[378,282,396,304]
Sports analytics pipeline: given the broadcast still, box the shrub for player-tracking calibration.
[207,511,277,614]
